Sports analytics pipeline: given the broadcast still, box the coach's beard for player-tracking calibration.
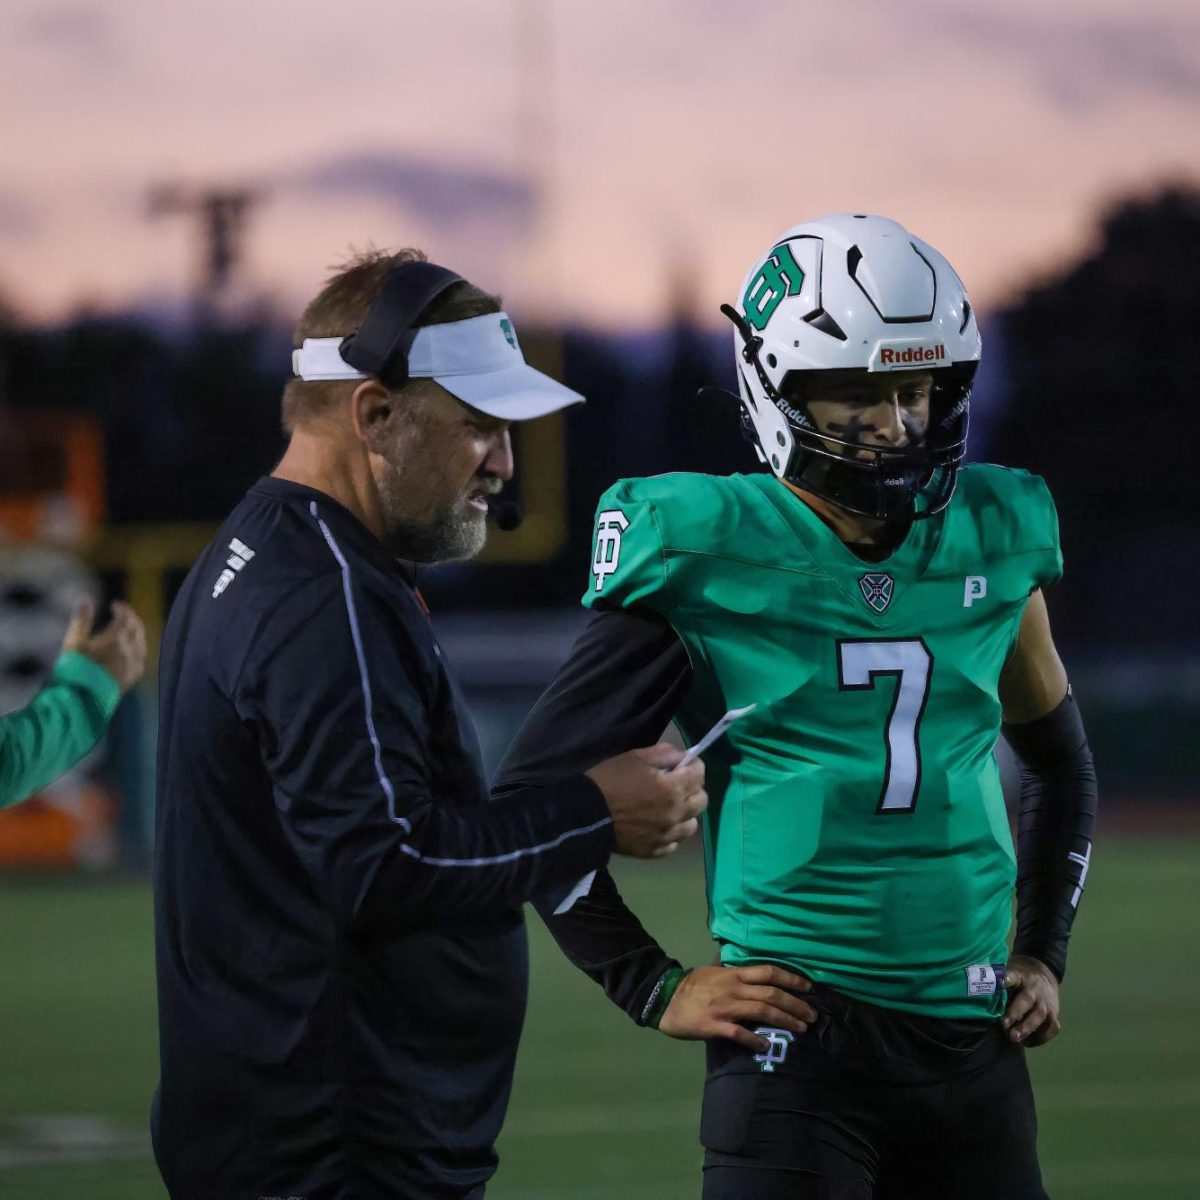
[385,489,490,564]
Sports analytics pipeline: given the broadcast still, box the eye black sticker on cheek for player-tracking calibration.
[823,414,877,444]
[901,411,927,442]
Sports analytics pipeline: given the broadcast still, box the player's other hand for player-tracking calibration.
[63,600,147,694]
[658,964,817,1051]
[1003,955,1061,1047]
[586,743,707,859]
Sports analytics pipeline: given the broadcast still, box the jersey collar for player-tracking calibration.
[746,473,947,616]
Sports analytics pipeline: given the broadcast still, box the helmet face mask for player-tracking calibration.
[724,214,980,523]
[773,362,975,521]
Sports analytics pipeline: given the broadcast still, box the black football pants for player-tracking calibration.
[700,988,1050,1200]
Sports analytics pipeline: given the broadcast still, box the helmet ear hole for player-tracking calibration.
[766,353,777,368]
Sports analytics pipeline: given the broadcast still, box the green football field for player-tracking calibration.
[0,837,1197,1199]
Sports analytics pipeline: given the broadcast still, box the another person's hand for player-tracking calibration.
[1003,955,1061,1047]
[586,743,707,859]
[63,600,148,694]
[659,964,817,1051]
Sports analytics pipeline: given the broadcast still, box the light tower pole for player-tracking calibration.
[147,184,261,323]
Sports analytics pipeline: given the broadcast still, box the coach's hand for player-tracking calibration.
[1003,956,1061,1047]
[587,744,707,859]
[63,600,148,694]
[658,964,817,1051]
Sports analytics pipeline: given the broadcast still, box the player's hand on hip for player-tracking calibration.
[63,600,148,694]
[658,964,817,1051]
[586,743,707,859]
[1003,955,1061,1047]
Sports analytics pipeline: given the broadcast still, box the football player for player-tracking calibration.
[494,214,1097,1199]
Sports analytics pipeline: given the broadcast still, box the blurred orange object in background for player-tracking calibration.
[0,411,105,546]
[0,780,119,869]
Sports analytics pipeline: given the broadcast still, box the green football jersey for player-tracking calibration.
[582,465,1062,1019]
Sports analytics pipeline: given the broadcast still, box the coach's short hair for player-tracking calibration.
[282,248,500,434]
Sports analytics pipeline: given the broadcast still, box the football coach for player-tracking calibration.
[152,250,707,1200]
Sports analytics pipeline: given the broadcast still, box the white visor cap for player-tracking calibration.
[291,312,584,420]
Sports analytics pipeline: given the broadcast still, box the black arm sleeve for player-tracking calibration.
[493,606,695,1022]
[242,574,615,924]
[1001,687,1097,983]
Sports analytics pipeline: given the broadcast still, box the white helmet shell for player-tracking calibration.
[733,213,980,480]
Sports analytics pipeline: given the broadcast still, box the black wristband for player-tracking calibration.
[1002,688,1097,983]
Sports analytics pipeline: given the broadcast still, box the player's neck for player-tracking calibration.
[780,479,902,558]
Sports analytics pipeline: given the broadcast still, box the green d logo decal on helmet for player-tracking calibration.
[742,242,805,331]
[500,317,517,349]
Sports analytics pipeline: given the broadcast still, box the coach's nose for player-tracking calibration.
[483,427,514,482]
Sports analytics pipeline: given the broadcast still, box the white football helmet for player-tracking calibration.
[722,213,980,520]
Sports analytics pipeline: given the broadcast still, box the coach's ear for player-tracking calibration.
[351,379,398,453]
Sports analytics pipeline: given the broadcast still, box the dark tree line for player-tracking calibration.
[990,185,1198,648]
[0,317,289,523]
[1,184,1194,643]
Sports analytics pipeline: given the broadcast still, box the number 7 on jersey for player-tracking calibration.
[837,639,933,814]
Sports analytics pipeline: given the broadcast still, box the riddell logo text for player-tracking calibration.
[878,344,946,365]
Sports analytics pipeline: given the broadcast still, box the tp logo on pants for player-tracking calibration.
[752,1027,795,1073]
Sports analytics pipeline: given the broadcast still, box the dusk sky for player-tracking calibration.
[3,0,1199,328]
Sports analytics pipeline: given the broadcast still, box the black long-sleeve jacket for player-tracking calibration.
[153,477,613,1200]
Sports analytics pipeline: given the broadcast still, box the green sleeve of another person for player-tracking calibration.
[0,651,122,811]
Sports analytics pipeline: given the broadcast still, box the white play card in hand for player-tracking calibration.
[675,703,757,769]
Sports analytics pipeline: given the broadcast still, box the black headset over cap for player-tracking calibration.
[292,258,584,421]
[337,262,465,389]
